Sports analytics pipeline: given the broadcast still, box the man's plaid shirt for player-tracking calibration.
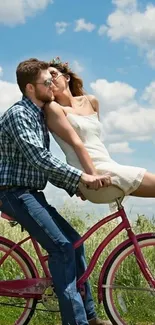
[0,96,82,196]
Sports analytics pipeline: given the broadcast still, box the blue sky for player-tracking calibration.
[0,0,155,221]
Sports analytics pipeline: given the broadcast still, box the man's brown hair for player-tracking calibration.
[16,58,49,95]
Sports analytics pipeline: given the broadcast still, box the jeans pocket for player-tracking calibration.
[0,194,16,219]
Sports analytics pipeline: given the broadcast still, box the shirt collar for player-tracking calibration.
[22,96,43,117]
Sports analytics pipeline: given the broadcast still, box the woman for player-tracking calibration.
[44,57,155,205]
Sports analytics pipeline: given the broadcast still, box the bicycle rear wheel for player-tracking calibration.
[102,234,155,325]
[0,238,37,325]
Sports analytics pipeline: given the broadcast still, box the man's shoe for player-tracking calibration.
[88,317,112,325]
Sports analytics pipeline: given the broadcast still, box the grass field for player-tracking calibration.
[0,209,155,325]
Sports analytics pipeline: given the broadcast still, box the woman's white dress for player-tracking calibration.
[53,113,146,204]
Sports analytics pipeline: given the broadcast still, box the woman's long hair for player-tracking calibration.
[49,60,85,97]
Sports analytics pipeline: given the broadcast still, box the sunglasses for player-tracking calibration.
[35,78,53,87]
[50,71,63,80]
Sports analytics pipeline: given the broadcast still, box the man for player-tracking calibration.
[0,58,111,325]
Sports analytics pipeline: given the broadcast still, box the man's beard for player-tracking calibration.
[35,88,54,103]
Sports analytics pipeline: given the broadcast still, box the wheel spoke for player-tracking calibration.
[102,284,155,293]
[0,240,37,325]
[102,236,155,325]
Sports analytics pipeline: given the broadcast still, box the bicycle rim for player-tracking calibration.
[0,239,37,325]
[102,235,155,325]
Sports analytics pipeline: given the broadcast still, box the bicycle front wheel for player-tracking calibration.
[0,238,37,325]
[102,234,155,325]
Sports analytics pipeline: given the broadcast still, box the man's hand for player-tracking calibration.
[80,172,111,190]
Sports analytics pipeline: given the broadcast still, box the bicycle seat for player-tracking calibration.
[1,212,14,221]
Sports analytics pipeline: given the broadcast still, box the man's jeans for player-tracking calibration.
[0,188,96,325]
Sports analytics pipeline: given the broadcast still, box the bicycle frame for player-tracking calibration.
[0,203,155,301]
[75,205,155,291]
[0,233,52,299]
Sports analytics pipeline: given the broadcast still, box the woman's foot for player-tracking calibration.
[88,317,112,325]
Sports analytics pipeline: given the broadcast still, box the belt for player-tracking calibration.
[0,186,35,191]
[0,186,16,190]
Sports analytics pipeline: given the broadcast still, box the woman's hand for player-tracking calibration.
[101,173,111,187]
[80,172,111,190]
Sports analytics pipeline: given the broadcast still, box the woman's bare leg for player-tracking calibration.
[131,172,155,197]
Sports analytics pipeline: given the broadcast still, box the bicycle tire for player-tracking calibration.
[0,238,37,325]
[102,234,155,325]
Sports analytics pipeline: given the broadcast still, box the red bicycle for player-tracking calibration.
[0,199,155,325]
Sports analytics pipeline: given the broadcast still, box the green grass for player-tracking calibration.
[0,210,155,325]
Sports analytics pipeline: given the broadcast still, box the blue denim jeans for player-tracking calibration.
[0,188,96,325]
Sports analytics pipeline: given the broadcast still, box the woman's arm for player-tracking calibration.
[44,102,97,176]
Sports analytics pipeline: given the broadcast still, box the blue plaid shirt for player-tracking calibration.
[0,96,82,196]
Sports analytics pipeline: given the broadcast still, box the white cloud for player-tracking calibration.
[142,81,155,106]
[55,21,69,34]
[0,0,53,26]
[0,67,3,77]
[112,0,137,10]
[72,60,84,73]
[108,142,134,153]
[104,108,155,136]
[106,6,155,44]
[131,135,151,142]
[90,79,136,109]
[74,18,96,32]
[0,80,21,115]
[99,1,155,68]
[90,78,155,143]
